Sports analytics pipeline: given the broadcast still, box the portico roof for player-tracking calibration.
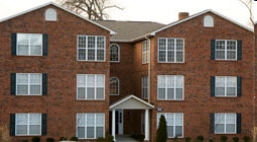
[109,95,154,110]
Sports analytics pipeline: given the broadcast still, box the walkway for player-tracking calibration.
[115,135,139,142]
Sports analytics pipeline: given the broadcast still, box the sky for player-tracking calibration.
[0,0,256,27]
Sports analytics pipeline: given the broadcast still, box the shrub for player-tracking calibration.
[232,137,239,142]
[70,136,78,141]
[46,137,55,142]
[21,140,29,142]
[185,137,191,142]
[97,132,114,142]
[243,136,250,142]
[220,135,228,142]
[156,115,167,142]
[195,135,204,142]
[32,136,40,142]
[59,137,67,141]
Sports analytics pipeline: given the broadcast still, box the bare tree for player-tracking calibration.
[239,0,254,27]
[57,0,123,20]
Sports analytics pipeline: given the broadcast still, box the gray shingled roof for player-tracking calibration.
[96,20,165,42]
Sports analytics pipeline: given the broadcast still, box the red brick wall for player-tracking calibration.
[150,12,254,141]
[0,5,110,141]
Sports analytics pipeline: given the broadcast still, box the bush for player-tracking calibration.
[32,137,40,142]
[97,133,114,142]
[21,140,29,142]
[195,135,204,142]
[220,135,228,142]
[46,137,55,142]
[70,136,78,141]
[233,137,239,142]
[185,137,191,142]
[156,115,167,142]
[59,137,67,141]
[243,136,250,142]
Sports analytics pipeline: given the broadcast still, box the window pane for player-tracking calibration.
[29,125,40,135]
[78,49,86,60]
[16,114,27,125]
[167,51,175,62]
[176,88,183,99]
[96,127,104,138]
[227,51,236,59]
[96,88,104,99]
[29,114,41,125]
[77,88,86,99]
[16,125,27,135]
[78,127,85,138]
[77,114,85,126]
[158,88,165,99]
[159,51,166,62]
[167,126,173,137]
[97,49,104,60]
[87,127,94,138]
[176,51,183,62]
[216,51,225,59]
[167,88,174,99]
[17,85,28,94]
[175,126,182,137]
[78,36,87,48]
[226,124,236,133]
[227,87,236,96]
[87,49,95,60]
[17,45,29,55]
[87,88,95,99]
[30,85,41,94]
[215,87,225,96]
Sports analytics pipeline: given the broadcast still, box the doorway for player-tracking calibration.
[109,109,123,134]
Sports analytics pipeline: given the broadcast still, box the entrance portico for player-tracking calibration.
[109,95,154,141]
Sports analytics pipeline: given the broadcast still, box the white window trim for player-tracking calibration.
[214,113,237,134]
[45,8,57,21]
[215,76,237,97]
[15,113,42,136]
[16,73,42,96]
[110,43,120,63]
[203,15,214,27]
[16,33,43,56]
[109,77,119,96]
[77,35,106,62]
[76,113,105,139]
[142,40,150,64]
[215,39,237,61]
[157,38,185,63]
[157,75,184,100]
[76,74,105,100]
[157,113,184,138]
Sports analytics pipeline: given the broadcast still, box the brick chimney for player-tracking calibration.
[178,12,189,20]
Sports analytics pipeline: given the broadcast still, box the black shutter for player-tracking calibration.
[42,74,47,95]
[237,113,241,134]
[43,34,48,56]
[237,76,242,97]
[211,39,216,60]
[42,113,47,135]
[11,33,17,55]
[210,113,214,133]
[237,40,242,60]
[10,114,15,136]
[210,77,215,97]
[10,73,16,95]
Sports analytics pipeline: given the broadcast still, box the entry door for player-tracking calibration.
[117,109,123,134]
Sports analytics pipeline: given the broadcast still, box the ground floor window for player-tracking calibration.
[157,113,183,138]
[76,113,105,139]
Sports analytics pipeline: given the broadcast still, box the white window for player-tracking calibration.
[76,113,105,139]
[110,44,120,62]
[109,77,119,96]
[16,73,42,95]
[77,35,105,61]
[17,33,43,56]
[157,113,183,138]
[215,40,237,60]
[203,15,214,27]
[45,8,57,21]
[215,76,237,97]
[158,38,184,63]
[16,113,41,136]
[142,76,148,99]
[158,75,184,100]
[77,74,105,100]
[214,113,236,134]
[142,40,149,64]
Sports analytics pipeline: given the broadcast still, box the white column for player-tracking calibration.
[112,109,116,141]
[144,109,150,141]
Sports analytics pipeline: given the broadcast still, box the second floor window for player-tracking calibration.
[77,35,105,61]
[12,33,48,56]
[211,39,242,60]
[158,38,184,63]
[109,77,119,96]
[77,74,105,100]
[110,44,120,62]
[142,76,148,99]
[157,75,184,100]
[142,40,149,64]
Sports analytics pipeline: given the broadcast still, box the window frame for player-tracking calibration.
[110,43,120,63]
[76,74,105,100]
[77,35,106,62]
[16,73,43,96]
[142,76,149,99]
[109,77,119,96]
[45,8,57,21]
[142,40,150,64]
[15,113,42,136]
[76,113,105,139]
[214,39,237,60]
[157,75,184,100]
[214,113,237,134]
[158,38,185,63]
[157,113,184,138]
[203,15,214,27]
[215,76,237,97]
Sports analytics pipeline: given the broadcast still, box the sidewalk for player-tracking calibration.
[115,135,139,142]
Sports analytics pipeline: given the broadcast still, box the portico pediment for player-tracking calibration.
[109,95,154,110]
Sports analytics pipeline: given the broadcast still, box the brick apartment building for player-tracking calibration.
[0,2,255,142]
